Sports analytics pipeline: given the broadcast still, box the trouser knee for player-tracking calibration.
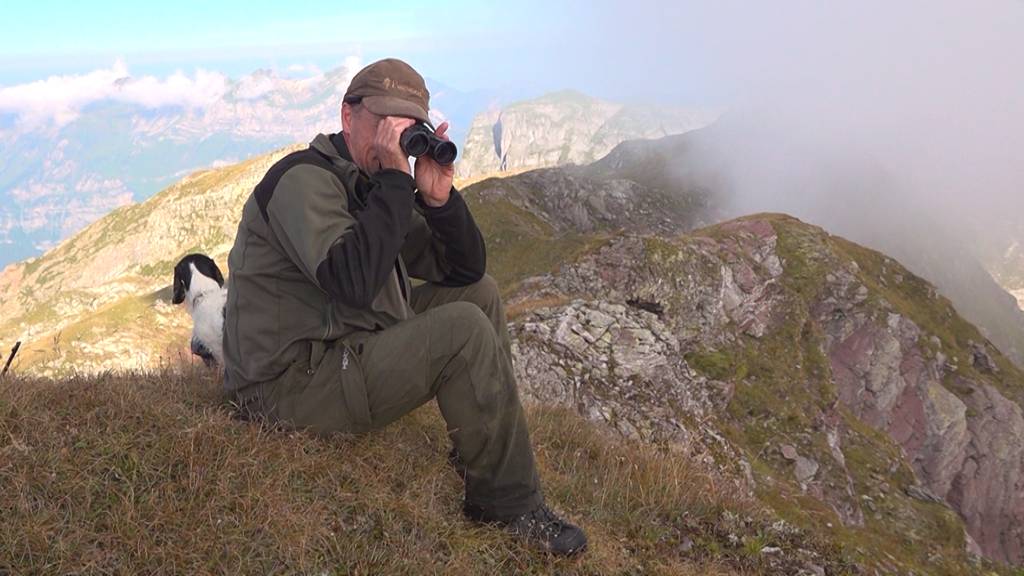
[438,301,513,408]
[443,300,497,343]
[461,274,501,315]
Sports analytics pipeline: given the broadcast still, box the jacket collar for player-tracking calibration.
[309,132,372,204]
[331,133,354,162]
[309,132,356,165]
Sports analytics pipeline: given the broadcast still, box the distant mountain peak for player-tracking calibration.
[455,90,719,179]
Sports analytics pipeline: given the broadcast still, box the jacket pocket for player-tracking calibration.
[335,341,371,430]
[266,340,370,435]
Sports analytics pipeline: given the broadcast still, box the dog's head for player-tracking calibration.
[172,253,224,305]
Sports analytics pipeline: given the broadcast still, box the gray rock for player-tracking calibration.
[795,456,819,484]
[781,444,799,461]
[968,340,1000,374]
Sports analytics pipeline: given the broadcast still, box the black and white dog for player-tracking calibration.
[172,253,226,368]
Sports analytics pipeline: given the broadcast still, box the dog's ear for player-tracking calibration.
[210,262,225,287]
[193,254,225,287]
[172,259,190,304]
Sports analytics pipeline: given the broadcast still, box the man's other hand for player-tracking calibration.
[415,121,454,207]
[374,116,417,175]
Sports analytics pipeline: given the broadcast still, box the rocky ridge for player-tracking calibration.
[499,212,1024,570]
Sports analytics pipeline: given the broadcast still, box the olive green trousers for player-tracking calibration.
[255,274,542,519]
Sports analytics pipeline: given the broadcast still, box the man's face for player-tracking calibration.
[341,101,386,174]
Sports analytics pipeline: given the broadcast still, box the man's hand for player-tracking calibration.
[415,121,454,207]
[373,116,417,175]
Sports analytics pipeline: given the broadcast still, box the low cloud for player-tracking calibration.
[0,60,229,128]
[0,55,367,132]
[645,0,1024,255]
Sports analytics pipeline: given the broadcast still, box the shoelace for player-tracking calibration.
[521,506,564,536]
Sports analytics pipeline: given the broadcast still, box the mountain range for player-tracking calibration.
[0,64,715,271]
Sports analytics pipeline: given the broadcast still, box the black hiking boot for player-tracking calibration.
[465,501,588,556]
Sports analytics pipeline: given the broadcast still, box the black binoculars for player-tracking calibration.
[400,123,458,166]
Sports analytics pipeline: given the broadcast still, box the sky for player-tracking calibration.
[0,1,476,83]
[0,2,538,91]
[0,0,726,105]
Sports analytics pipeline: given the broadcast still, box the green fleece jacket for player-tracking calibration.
[223,132,486,392]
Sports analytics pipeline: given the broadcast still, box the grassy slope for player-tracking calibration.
[0,370,850,575]
[11,287,191,374]
[1,149,284,347]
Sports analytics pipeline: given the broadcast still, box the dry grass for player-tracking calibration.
[0,369,845,575]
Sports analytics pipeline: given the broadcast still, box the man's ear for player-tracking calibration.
[341,102,352,133]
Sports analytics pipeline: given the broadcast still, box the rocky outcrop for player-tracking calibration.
[814,261,1024,563]
[512,300,726,444]
[952,381,1024,563]
[508,218,784,345]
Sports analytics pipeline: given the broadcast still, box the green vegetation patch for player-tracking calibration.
[465,194,598,295]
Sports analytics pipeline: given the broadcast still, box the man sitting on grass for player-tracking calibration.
[222,58,587,556]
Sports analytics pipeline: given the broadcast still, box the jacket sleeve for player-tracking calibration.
[401,187,487,286]
[265,164,416,308]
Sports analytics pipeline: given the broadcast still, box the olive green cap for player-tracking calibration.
[344,58,432,127]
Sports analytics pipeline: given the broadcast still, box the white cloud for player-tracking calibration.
[116,68,227,109]
[234,72,277,101]
[0,59,229,128]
